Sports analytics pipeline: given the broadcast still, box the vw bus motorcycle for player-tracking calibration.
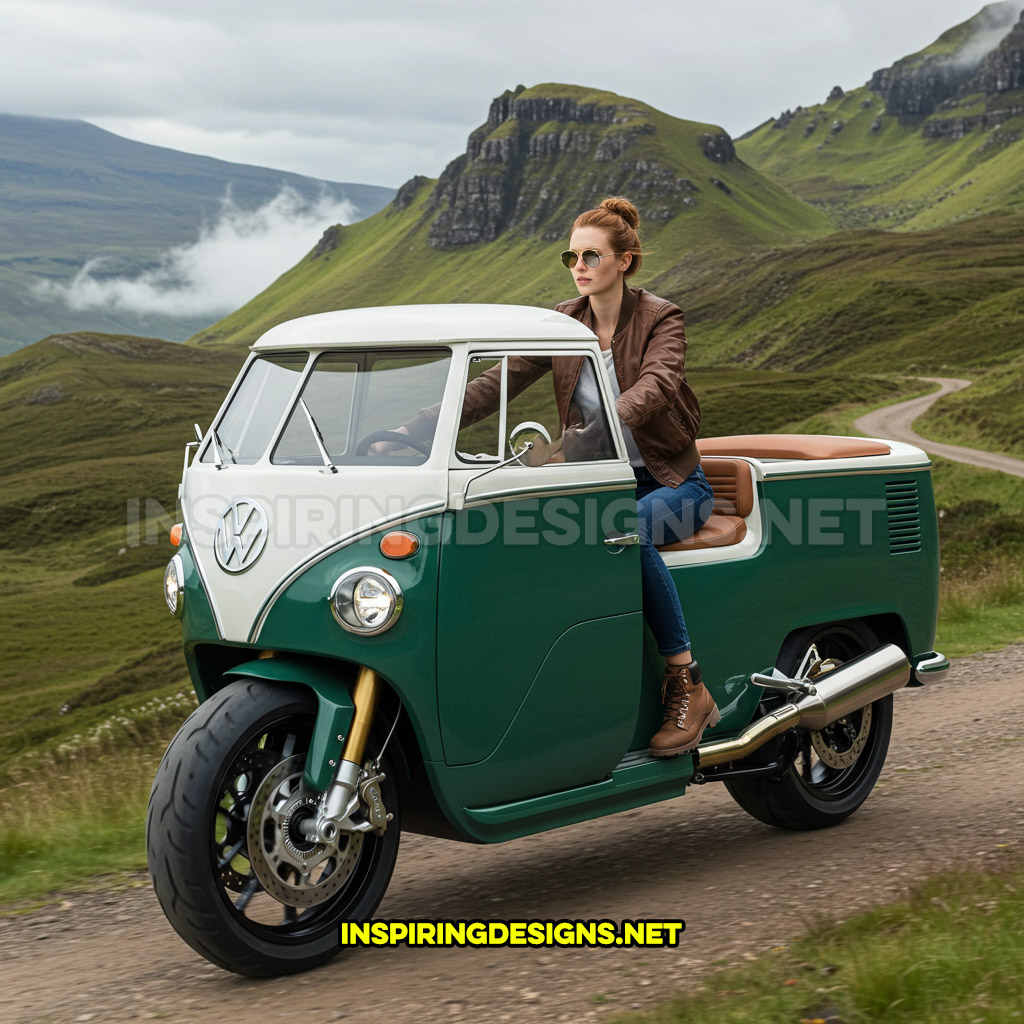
[149,305,947,976]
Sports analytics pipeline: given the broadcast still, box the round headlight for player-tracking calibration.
[163,555,185,618]
[330,567,403,636]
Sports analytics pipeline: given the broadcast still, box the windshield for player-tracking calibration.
[203,349,451,468]
[200,352,307,466]
[273,349,451,466]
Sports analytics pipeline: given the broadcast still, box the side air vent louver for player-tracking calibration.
[886,479,921,555]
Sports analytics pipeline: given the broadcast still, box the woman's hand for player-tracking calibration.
[369,425,412,455]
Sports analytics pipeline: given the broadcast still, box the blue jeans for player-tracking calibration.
[634,465,714,656]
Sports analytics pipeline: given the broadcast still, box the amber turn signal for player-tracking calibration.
[170,523,183,547]
[379,531,419,559]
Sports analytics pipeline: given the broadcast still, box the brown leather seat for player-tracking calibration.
[698,434,890,460]
[657,457,754,552]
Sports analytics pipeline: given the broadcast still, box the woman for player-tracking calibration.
[556,197,719,757]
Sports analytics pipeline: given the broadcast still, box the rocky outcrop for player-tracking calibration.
[426,88,732,249]
[311,224,342,258]
[868,4,1023,117]
[392,175,430,212]
[700,132,736,164]
[922,103,1024,139]
[971,11,1024,92]
[869,59,976,117]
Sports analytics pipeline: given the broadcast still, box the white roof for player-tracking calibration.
[252,304,597,350]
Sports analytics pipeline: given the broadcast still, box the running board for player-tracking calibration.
[462,750,694,841]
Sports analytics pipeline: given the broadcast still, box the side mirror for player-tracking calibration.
[508,420,552,456]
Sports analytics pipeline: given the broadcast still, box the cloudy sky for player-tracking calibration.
[2,0,1017,189]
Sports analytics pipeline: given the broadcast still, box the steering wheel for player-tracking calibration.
[353,430,431,456]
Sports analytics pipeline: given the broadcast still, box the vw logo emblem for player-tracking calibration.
[214,498,268,573]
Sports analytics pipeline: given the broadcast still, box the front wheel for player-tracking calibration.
[146,680,400,975]
[724,623,894,830]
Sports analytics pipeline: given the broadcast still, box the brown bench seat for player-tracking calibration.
[698,434,891,460]
[656,457,754,552]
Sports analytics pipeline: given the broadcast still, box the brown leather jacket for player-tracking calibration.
[404,287,701,486]
[554,286,701,487]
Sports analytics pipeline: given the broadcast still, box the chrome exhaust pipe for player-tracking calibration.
[696,644,910,769]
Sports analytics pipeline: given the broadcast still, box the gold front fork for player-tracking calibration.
[315,665,382,841]
[340,665,380,766]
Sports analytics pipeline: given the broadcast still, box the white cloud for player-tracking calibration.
[35,187,354,317]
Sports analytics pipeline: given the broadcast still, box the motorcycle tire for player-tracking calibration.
[146,679,400,976]
[724,621,894,830]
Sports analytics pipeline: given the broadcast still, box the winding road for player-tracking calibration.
[854,376,1024,479]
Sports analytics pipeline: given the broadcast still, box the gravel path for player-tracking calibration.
[2,646,1023,1024]
[854,377,1024,479]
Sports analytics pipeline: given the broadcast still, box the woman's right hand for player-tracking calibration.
[369,425,412,455]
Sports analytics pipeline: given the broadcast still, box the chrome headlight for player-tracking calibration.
[330,567,403,636]
[163,555,185,618]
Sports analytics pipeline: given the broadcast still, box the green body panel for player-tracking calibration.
[434,612,642,806]
[427,751,695,843]
[177,543,218,643]
[223,658,356,791]
[254,516,446,761]
[436,495,641,766]
[172,461,941,845]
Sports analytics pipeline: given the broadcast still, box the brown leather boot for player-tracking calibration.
[649,660,721,757]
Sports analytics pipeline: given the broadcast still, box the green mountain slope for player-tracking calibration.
[190,83,832,348]
[0,113,395,354]
[736,3,1024,230]
[0,333,242,762]
[652,212,1024,373]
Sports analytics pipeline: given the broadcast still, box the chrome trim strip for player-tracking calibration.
[460,480,635,508]
[247,500,446,642]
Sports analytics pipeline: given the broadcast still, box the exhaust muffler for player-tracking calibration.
[696,643,910,769]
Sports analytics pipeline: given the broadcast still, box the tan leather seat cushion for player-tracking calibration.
[657,513,747,552]
[698,434,890,460]
[656,456,752,552]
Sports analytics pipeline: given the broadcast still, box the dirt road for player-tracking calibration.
[2,646,1023,1024]
[854,377,1024,479]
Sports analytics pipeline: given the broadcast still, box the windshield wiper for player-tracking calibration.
[299,399,338,473]
[210,427,236,469]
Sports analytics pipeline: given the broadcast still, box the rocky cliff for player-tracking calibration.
[423,85,733,249]
[971,8,1024,92]
[868,3,1024,116]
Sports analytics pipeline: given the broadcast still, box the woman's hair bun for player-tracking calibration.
[599,196,639,230]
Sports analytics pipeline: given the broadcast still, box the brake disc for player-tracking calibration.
[246,754,364,908]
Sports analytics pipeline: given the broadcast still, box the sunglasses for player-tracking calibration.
[560,249,624,269]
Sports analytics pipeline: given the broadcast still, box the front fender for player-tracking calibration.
[224,657,355,791]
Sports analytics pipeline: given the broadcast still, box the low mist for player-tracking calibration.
[36,187,355,318]
[948,1,1024,69]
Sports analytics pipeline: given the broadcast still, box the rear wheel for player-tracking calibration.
[724,622,893,830]
[146,680,400,975]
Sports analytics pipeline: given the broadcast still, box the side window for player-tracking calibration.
[455,353,618,466]
[455,357,502,461]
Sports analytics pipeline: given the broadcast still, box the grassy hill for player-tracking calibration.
[0,113,395,354]
[189,83,832,348]
[736,4,1024,230]
[651,212,1024,373]
[0,334,242,766]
